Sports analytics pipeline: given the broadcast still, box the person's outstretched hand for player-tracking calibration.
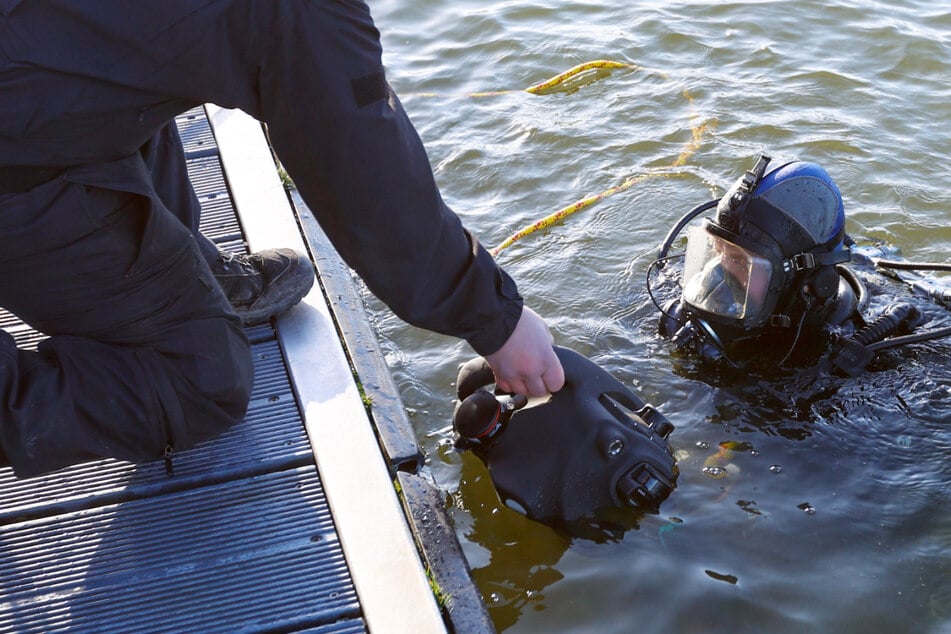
[485,307,565,397]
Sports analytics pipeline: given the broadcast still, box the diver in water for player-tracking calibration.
[650,154,951,375]
[447,154,950,539]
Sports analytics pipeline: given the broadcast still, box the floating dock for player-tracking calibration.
[0,106,493,634]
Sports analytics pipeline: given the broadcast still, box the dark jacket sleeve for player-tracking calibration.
[0,0,525,355]
[251,4,525,356]
[275,83,524,356]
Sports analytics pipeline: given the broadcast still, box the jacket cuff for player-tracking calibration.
[465,285,524,357]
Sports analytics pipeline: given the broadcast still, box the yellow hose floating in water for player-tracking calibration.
[405,59,641,99]
[524,59,637,94]
[491,173,657,257]
[401,59,714,256]
[490,88,715,257]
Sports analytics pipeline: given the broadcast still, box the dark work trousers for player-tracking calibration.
[0,0,522,476]
[0,124,254,477]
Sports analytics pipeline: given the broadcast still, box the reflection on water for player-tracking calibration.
[368,0,951,631]
[451,452,570,631]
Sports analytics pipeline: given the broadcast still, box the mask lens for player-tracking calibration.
[682,225,773,322]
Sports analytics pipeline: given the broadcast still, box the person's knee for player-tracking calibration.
[195,322,255,427]
[199,332,254,426]
[166,320,255,449]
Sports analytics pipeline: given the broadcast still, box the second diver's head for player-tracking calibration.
[662,155,854,367]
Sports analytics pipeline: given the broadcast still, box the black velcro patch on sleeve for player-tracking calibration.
[351,70,389,108]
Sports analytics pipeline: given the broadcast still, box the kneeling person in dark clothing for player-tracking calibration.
[0,1,564,477]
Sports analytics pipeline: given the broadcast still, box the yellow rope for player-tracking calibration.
[524,60,637,94]
[490,174,654,256]
[398,60,714,257]
[490,90,716,257]
[402,59,639,99]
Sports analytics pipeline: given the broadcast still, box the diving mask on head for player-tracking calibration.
[652,155,853,365]
[452,346,678,538]
[681,222,775,325]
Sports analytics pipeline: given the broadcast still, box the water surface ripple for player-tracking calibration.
[367,1,950,631]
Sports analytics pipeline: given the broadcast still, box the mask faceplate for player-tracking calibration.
[682,223,775,325]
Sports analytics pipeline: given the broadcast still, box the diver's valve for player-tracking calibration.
[829,303,919,376]
[453,390,527,448]
[716,154,771,233]
[617,405,677,510]
[662,300,727,365]
[617,463,676,510]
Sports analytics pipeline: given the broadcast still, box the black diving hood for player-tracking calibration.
[453,346,679,537]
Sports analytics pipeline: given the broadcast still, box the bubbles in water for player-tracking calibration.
[702,466,727,478]
[798,502,816,515]
[769,465,783,474]
[696,441,711,449]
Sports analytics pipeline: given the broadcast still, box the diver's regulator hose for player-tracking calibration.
[852,304,919,348]
[830,303,919,376]
[873,259,951,273]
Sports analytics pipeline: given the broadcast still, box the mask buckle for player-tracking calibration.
[768,314,792,328]
[789,252,817,271]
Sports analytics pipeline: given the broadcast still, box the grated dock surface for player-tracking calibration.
[0,108,368,634]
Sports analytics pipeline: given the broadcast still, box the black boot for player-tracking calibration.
[211,248,315,326]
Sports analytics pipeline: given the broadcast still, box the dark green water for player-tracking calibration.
[367,1,951,631]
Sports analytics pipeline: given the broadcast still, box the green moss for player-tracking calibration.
[351,370,373,409]
[427,568,449,609]
[277,163,294,189]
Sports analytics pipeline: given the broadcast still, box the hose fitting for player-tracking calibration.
[829,303,919,376]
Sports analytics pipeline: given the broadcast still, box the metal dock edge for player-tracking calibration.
[209,105,493,634]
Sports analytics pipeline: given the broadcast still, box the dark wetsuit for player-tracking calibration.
[0,0,522,475]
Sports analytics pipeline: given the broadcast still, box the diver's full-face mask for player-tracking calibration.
[452,346,678,539]
[681,221,778,329]
[656,155,852,364]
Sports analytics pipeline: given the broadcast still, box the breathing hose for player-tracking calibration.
[866,325,951,352]
[828,303,951,375]
[852,304,919,348]
[873,259,951,273]
[656,199,718,259]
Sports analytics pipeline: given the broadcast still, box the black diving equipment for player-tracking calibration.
[828,303,920,376]
[452,346,678,535]
[650,155,856,368]
[651,158,951,372]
